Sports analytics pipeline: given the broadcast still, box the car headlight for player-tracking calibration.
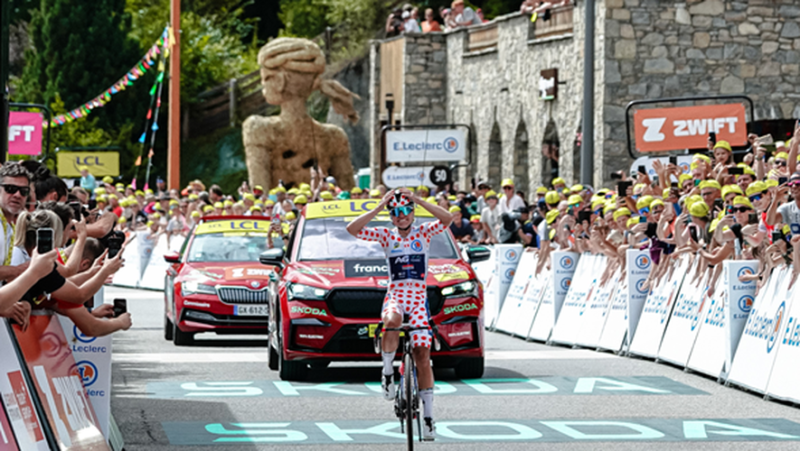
[287,283,329,301]
[441,280,478,298]
[181,280,217,297]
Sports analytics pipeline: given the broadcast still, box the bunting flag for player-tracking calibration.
[48,26,171,127]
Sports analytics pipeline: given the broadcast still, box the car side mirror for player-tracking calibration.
[466,246,491,263]
[164,252,181,264]
[260,248,286,270]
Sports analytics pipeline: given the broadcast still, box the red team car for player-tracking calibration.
[163,216,281,345]
[258,200,490,381]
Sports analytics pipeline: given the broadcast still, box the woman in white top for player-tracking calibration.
[480,190,500,244]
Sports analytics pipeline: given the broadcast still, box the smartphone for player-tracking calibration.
[714,198,724,210]
[107,233,125,259]
[638,165,647,175]
[578,210,591,225]
[756,134,774,146]
[689,226,698,243]
[748,212,759,225]
[669,156,677,166]
[69,201,82,220]
[639,216,646,223]
[36,228,54,254]
[709,131,717,145]
[726,205,734,216]
[772,231,783,243]
[779,176,788,185]
[610,172,623,180]
[112,298,127,317]
[694,179,701,186]
[617,181,632,197]
[729,167,744,175]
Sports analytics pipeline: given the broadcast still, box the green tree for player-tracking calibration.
[16,0,144,130]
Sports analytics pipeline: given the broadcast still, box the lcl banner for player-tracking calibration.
[13,314,109,451]
[8,112,43,156]
[633,103,747,153]
[56,152,120,178]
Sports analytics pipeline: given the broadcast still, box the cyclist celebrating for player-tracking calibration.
[346,188,454,441]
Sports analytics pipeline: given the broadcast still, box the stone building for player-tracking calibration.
[368,0,800,196]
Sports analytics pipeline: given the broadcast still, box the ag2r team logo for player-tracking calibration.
[559,256,574,270]
[443,137,459,153]
[634,255,650,270]
[73,361,99,387]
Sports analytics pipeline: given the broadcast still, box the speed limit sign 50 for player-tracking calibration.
[429,165,452,186]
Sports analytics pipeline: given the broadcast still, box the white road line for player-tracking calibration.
[112,349,615,364]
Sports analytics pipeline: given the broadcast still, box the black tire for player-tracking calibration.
[404,351,414,451]
[173,321,194,346]
[454,357,484,379]
[278,320,308,381]
[267,340,279,371]
[164,314,173,341]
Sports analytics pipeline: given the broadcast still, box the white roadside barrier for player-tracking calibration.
[486,245,800,410]
[483,244,522,329]
[111,233,185,291]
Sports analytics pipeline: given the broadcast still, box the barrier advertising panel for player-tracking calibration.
[657,272,717,367]
[484,245,522,329]
[0,401,19,450]
[628,256,688,358]
[139,234,171,291]
[528,251,578,342]
[550,255,605,346]
[57,317,112,439]
[13,315,109,450]
[517,269,551,339]
[685,274,728,378]
[722,260,758,376]
[597,279,629,352]
[494,252,537,335]
[574,274,620,349]
[626,249,652,342]
[0,319,48,451]
[728,267,792,394]
[111,232,141,288]
[765,276,800,403]
[8,112,43,156]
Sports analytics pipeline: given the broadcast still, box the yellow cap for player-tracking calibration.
[684,194,703,209]
[636,195,654,210]
[485,190,498,199]
[244,193,256,201]
[699,180,721,190]
[213,202,223,208]
[299,183,310,191]
[545,191,560,205]
[746,181,767,196]
[118,216,127,224]
[170,199,180,206]
[783,224,791,236]
[223,200,233,207]
[633,183,645,193]
[591,199,605,211]
[693,153,711,164]
[254,185,264,192]
[709,217,721,233]
[416,185,430,193]
[203,205,214,212]
[145,189,154,195]
[285,211,296,220]
[250,205,262,212]
[448,195,457,201]
[115,183,124,189]
[765,179,779,188]
[320,191,334,200]
[78,165,89,171]
[732,196,753,209]
[536,186,548,195]
[369,189,381,198]
[449,206,461,213]
[351,187,363,194]
[190,211,201,218]
[552,177,566,187]
[470,214,481,223]
[689,201,710,218]
[626,216,640,228]
[603,203,617,215]
[287,188,299,195]
[102,176,114,184]
[662,188,671,199]
[567,194,583,205]
[276,186,287,193]
[713,140,732,152]
[501,178,514,188]
[776,151,789,160]
[426,196,436,203]
[135,190,145,197]
[679,174,693,184]
[549,229,557,240]
[650,198,665,209]
[95,187,107,195]
[740,166,756,177]
[97,196,107,203]
[613,207,631,221]
[294,195,308,205]
[264,200,274,206]
[571,184,584,193]
[146,221,154,227]
[721,184,743,199]
[546,209,560,224]
[188,193,198,201]
[151,212,162,220]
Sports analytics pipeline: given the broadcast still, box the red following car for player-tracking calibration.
[258,200,491,381]
[163,216,281,345]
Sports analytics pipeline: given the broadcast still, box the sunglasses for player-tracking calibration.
[503,186,514,190]
[777,161,787,166]
[390,205,414,217]
[748,194,762,203]
[732,206,752,213]
[569,203,580,209]
[1,184,30,197]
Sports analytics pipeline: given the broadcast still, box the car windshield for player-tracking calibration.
[187,232,282,262]
[297,217,459,261]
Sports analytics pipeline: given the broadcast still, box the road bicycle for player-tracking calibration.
[374,319,441,450]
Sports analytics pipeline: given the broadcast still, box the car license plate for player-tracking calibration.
[233,305,268,316]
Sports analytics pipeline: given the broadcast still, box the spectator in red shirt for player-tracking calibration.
[422,8,442,32]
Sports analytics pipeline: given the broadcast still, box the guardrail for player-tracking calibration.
[467,22,499,53]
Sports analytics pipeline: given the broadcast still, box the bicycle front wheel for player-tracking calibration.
[404,350,414,451]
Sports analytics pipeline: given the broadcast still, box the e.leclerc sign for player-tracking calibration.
[386,129,467,163]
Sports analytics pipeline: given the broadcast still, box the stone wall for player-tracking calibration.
[602,0,800,184]
[403,34,448,125]
[327,57,371,170]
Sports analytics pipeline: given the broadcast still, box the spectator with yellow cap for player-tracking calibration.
[498,178,525,215]
[351,187,364,199]
[467,214,485,245]
[551,177,567,194]
[448,205,473,242]
[480,189,500,244]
